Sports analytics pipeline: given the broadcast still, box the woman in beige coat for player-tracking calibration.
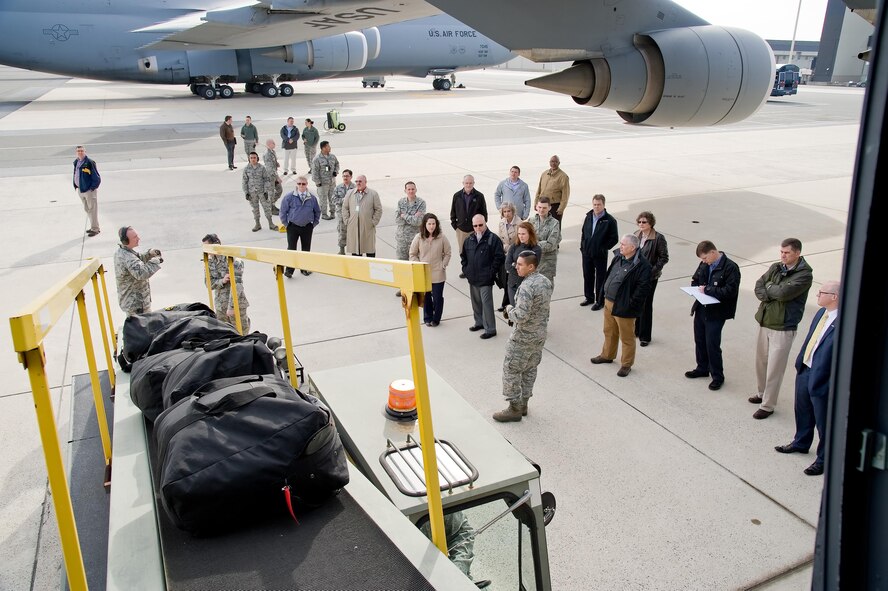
[409,213,452,326]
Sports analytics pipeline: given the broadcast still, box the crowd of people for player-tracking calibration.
[101,116,839,477]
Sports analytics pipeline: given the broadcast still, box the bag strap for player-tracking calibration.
[194,383,276,415]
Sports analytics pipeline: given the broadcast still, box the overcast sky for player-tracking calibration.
[675,0,829,41]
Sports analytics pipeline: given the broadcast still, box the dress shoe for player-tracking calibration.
[590,356,613,364]
[775,443,808,454]
[459,272,466,279]
[708,380,723,391]
[469,325,483,332]
[617,366,632,377]
[752,409,773,420]
[86,230,99,237]
[283,271,293,278]
[685,369,709,379]
[480,332,496,339]
[579,299,591,306]
[804,463,824,476]
[496,306,505,312]
[748,395,763,404]
[282,171,289,175]
[639,340,649,347]
[300,270,312,276]
[429,321,440,327]
[590,303,602,311]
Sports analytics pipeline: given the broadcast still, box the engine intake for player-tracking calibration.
[526,26,775,126]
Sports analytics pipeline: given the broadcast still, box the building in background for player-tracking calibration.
[812,0,873,84]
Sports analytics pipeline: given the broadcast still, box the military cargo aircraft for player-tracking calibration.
[0,0,776,125]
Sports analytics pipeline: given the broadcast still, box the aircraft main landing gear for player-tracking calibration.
[432,78,451,91]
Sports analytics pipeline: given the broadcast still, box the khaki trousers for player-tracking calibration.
[77,189,99,232]
[601,299,637,367]
[455,229,471,254]
[755,327,797,412]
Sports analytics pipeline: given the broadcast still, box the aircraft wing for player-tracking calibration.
[143,0,439,50]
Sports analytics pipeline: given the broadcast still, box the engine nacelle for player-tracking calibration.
[262,31,369,72]
[526,26,775,126]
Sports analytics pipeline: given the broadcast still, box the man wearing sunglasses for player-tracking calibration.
[279,176,321,277]
[461,214,505,339]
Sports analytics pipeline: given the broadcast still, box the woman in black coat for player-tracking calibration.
[633,211,669,346]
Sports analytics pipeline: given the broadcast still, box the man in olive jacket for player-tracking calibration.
[590,234,652,377]
[750,238,814,419]
[685,241,741,391]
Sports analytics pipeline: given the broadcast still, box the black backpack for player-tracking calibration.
[153,375,349,534]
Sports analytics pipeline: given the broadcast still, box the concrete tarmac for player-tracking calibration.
[0,66,861,589]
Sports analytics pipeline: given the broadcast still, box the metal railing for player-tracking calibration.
[8,258,117,591]
[202,245,450,554]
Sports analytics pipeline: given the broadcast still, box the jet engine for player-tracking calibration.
[262,30,369,71]
[526,26,775,126]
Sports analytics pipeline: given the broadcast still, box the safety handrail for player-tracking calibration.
[8,258,118,591]
[201,245,450,555]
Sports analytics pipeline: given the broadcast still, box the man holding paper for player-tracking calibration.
[685,241,741,391]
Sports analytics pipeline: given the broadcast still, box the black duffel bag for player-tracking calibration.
[118,303,215,372]
[161,334,277,413]
[153,375,350,534]
[143,315,241,358]
[129,349,195,422]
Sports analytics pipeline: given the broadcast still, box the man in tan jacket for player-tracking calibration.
[534,155,570,223]
[341,175,383,257]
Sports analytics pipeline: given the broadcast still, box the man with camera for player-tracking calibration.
[114,226,163,316]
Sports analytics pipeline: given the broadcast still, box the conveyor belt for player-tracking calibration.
[146,425,436,591]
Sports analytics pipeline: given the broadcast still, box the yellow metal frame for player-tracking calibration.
[202,245,448,555]
[8,259,118,590]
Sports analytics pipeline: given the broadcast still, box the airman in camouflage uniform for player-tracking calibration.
[530,197,562,286]
[242,152,276,232]
[419,511,476,579]
[202,234,250,333]
[493,251,553,422]
[394,182,426,260]
[263,139,283,213]
[311,141,340,220]
[332,169,355,255]
[114,226,162,316]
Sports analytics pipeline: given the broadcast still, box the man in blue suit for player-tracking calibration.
[774,280,840,476]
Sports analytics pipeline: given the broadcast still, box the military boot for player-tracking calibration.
[267,217,279,231]
[252,219,261,232]
[492,402,524,422]
[338,246,345,255]
[271,205,280,215]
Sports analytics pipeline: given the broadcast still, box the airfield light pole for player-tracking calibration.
[789,0,803,65]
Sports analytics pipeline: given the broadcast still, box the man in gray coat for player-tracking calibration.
[493,251,553,422]
[311,140,339,220]
[342,175,383,257]
[494,165,531,220]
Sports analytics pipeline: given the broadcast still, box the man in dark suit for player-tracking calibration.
[685,241,741,391]
[580,194,619,310]
[774,280,840,476]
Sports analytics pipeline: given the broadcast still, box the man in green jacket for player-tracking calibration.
[240,115,259,158]
[750,238,814,419]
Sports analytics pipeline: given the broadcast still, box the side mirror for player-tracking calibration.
[541,491,556,526]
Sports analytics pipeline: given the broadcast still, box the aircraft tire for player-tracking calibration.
[199,85,215,100]
[219,85,234,99]
[432,79,442,90]
[245,82,257,94]
[260,83,278,98]
[362,81,367,88]
[441,79,452,91]
[380,83,385,88]
[337,123,346,131]
[189,84,200,95]
[279,84,294,97]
